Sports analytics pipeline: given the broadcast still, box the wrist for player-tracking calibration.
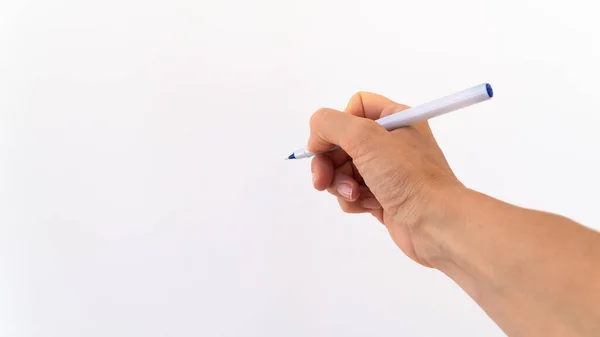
[406,185,485,270]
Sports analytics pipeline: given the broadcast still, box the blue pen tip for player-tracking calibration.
[486,83,493,98]
[287,153,295,160]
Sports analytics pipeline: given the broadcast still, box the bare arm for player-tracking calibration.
[307,91,600,336]
[427,189,600,336]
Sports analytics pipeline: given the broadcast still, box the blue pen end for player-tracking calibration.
[287,153,295,160]
[486,83,494,98]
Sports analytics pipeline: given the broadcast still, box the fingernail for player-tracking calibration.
[337,184,353,200]
[312,172,317,185]
[362,198,381,210]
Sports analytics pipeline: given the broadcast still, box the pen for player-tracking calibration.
[285,83,494,160]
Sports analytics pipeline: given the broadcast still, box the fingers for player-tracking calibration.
[309,92,439,224]
[311,150,354,191]
[311,154,334,191]
[325,148,351,168]
[345,91,434,137]
[326,162,359,201]
[312,158,382,213]
[308,108,387,159]
[312,158,363,202]
[337,186,382,212]
[344,91,410,120]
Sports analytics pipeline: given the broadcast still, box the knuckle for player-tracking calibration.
[352,90,376,101]
[347,91,369,114]
[310,108,333,129]
[351,91,367,101]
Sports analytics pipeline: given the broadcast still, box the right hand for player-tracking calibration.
[308,91,466,266]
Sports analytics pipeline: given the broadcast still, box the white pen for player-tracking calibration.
[285,83,494,160]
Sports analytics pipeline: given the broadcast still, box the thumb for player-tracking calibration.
[307,108,387,159]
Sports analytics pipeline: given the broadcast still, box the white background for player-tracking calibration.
[1,0,599,336]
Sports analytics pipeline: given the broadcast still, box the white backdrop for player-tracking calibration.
[2,0,599,336]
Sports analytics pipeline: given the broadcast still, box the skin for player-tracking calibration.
[308,92,600,337]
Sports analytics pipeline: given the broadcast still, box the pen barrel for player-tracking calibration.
[376,83,492,130]
[286,83,493,160]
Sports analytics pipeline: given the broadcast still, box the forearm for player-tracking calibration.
[420,189,600,337]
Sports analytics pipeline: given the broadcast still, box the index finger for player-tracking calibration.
[307,108,387,159]
[344,91,410,120]
[344,91,433,136]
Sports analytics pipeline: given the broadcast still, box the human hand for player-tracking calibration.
[308,92,465,266]
[310,92,600,336]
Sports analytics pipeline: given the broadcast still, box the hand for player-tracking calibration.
[309,92,600,336]
[308,92,464,266]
